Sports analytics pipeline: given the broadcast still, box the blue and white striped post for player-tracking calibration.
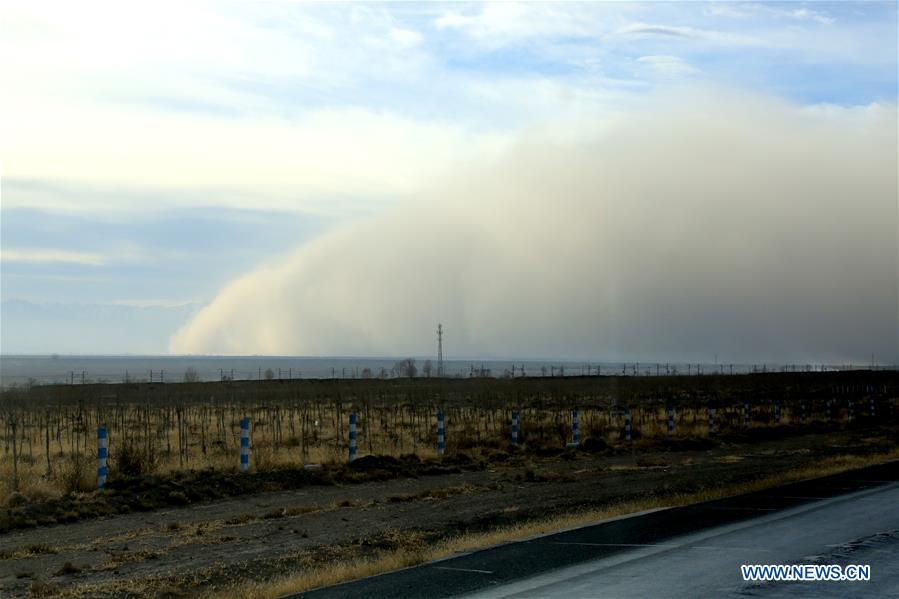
[707,402,716,435]
[570,410,580,447]
[848,399,854,421]
[348,412,357,462]
[800,400,807,425]
[239,418,250,472]
[774,401,781,425]
[436,410,445,456]
[97,426,108,489]
[826,398,833,423]
[624,408,632,443]
[870,398,875,417]
[743,401,750,429]
[666,405,674,437]
[511,410,519,446]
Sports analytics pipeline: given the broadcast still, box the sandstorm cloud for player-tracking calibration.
[170,88,898,364]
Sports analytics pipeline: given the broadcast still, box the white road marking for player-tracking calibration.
[549,542,679,548]
[434,566,494,574]
[548,542,771,551]
[773,496,829,500]
[705,506,777,511]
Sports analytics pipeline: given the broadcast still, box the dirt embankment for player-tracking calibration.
[0,425,896,598]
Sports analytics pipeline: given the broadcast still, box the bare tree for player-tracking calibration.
[183,367,199,383]
[392,358,417,378]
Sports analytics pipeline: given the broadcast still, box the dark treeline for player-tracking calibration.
[4,370,896,410]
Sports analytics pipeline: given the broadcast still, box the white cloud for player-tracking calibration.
[433,3,599,44]
[616,22,760,45]
[789,8,835,25]
[0,249,106,266]
[170,88,898,364]
[703,3,835,25]
[703,3,755,19]
[389,27,424,48]
[2,100,512,214]
[636,55,701,78]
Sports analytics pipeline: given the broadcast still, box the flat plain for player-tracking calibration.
[0,371,895,597]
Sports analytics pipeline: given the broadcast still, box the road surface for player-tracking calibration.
[466,481,898,598]
[297,461,899,598]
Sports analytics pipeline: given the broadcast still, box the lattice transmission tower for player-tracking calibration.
[437,323,444,377]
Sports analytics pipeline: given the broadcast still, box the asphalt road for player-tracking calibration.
[467,480,899,598]
[297,461,899,599]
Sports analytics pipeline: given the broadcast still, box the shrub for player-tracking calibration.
[112,440,156,477]
[56,454,93,494]
[55,561,81,576]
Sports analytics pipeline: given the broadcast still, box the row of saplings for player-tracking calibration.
[86,396,882,490]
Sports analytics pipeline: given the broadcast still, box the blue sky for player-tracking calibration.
[1,1,896,356]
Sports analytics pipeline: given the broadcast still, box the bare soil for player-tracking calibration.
[1,425,896,598]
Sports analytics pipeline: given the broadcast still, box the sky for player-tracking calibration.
[1,1,897,363]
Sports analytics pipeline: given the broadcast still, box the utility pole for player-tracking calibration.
[437,323,444,377]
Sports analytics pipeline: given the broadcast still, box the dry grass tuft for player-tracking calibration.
[0,543,59,560]
[387,483,480,503]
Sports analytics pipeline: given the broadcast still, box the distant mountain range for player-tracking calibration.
[1,299,201,354]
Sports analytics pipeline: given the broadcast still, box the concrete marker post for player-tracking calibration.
[239,418,250,472]
[848,399,854,422]
[624,408,632,443]
[800,399,806,425]
[666,405,674,437]
[511,410,519,446]
[565,410,581,449]
[707,402,716,435]
[570,410,579,447]
[348,412,357,462]
[774,401,781,425]
[436,410,445,456]
[97,426,108,489]
[743,400,750,429]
